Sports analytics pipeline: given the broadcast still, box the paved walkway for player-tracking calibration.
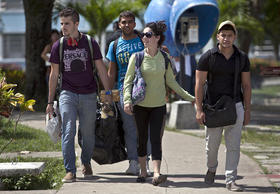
[1,110,278,194]
[54,130,276,194]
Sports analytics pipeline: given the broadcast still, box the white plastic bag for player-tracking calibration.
[46,101,61,143]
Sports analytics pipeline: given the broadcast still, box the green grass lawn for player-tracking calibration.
[241,128,280,147]
[0,117,64,190]
[0,118,61,153]
[252,85,280,97]
[0,157,65,190]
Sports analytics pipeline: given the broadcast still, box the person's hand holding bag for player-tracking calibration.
[124,103,133,115]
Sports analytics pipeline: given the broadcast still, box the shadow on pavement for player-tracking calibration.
[241,185,277,193]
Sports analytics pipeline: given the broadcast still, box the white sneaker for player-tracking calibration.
[146,160,152,176]
[125,160,140,175]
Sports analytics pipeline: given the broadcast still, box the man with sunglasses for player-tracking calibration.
[106,11,148,175]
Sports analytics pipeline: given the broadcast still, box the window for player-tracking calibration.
[3,34,25,58]
[1,0,23,10]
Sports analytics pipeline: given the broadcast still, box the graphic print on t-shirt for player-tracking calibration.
[117,41,144,89]
[63,48,88,72]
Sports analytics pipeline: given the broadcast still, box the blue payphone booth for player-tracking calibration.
[144,0,219,56]
[144,0,178,56]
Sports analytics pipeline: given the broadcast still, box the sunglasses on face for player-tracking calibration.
[140,31,153,38]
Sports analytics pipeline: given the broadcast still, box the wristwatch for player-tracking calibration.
[105,90,112,95]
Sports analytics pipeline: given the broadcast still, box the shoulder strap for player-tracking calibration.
[134,30,144,45]
[204,49,216,104]
[58,37,64,90]
[86,34,94,62]
[159,50,170,70]
[113,38,119,62]
[59,37,64,73]
[135,50,145,69]
[233,54,240,99]
[208,48,216,84]
[86,34,100,95]
[238,50,246,72]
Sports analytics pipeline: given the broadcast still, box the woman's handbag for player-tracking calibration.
[203,52,240,128]
[131,51,146,105]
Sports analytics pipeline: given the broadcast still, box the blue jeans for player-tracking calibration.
[59,90,97,174]
[119,90,151,161]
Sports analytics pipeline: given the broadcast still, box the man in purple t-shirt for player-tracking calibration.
[46,7,111,183]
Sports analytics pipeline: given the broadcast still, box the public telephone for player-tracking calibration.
[179,16,199,44]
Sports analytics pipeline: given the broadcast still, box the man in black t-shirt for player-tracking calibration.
[195,20,251,192]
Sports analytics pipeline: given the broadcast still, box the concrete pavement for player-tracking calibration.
[52,130,275,194]
[5,111,275,194]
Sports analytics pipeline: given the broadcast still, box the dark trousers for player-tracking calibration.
[134,105,166,160]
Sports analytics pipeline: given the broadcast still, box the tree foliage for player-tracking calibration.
[216,0,264,53]
[56,0,146,46]
[261,0,280,60]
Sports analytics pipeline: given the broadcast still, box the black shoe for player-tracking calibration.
[136,176,146,183]
[204,170,216,185]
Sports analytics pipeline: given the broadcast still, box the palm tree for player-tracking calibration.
[67,0,146,46]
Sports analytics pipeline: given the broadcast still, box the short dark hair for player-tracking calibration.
[59,7,79,23]
[218,24,235,34]
[119,11,135,22]
[145,21,167,47]
[51,29,59,35]
[113,21,119,31]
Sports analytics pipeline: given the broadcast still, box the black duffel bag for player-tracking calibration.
[78,102,127,165]
[203,95,237,128]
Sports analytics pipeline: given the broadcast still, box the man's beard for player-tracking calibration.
[123,29,134,37]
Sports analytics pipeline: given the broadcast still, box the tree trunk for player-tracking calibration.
[273,42,279,61]
[238,29,252,54]
[23,0,55,110]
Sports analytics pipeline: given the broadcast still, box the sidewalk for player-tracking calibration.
[2,111,277,194]
[56,131,276,194]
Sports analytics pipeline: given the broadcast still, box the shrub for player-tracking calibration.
[0,69,25,94]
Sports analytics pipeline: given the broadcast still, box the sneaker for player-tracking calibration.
[62,172,76,183]
[146,160,152,176]
[125,160,140,175]
[204,170,216,185]
[226,182,243,192]
[82,163,93,178]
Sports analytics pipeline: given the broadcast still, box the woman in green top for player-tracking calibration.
[123,21,195,186]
